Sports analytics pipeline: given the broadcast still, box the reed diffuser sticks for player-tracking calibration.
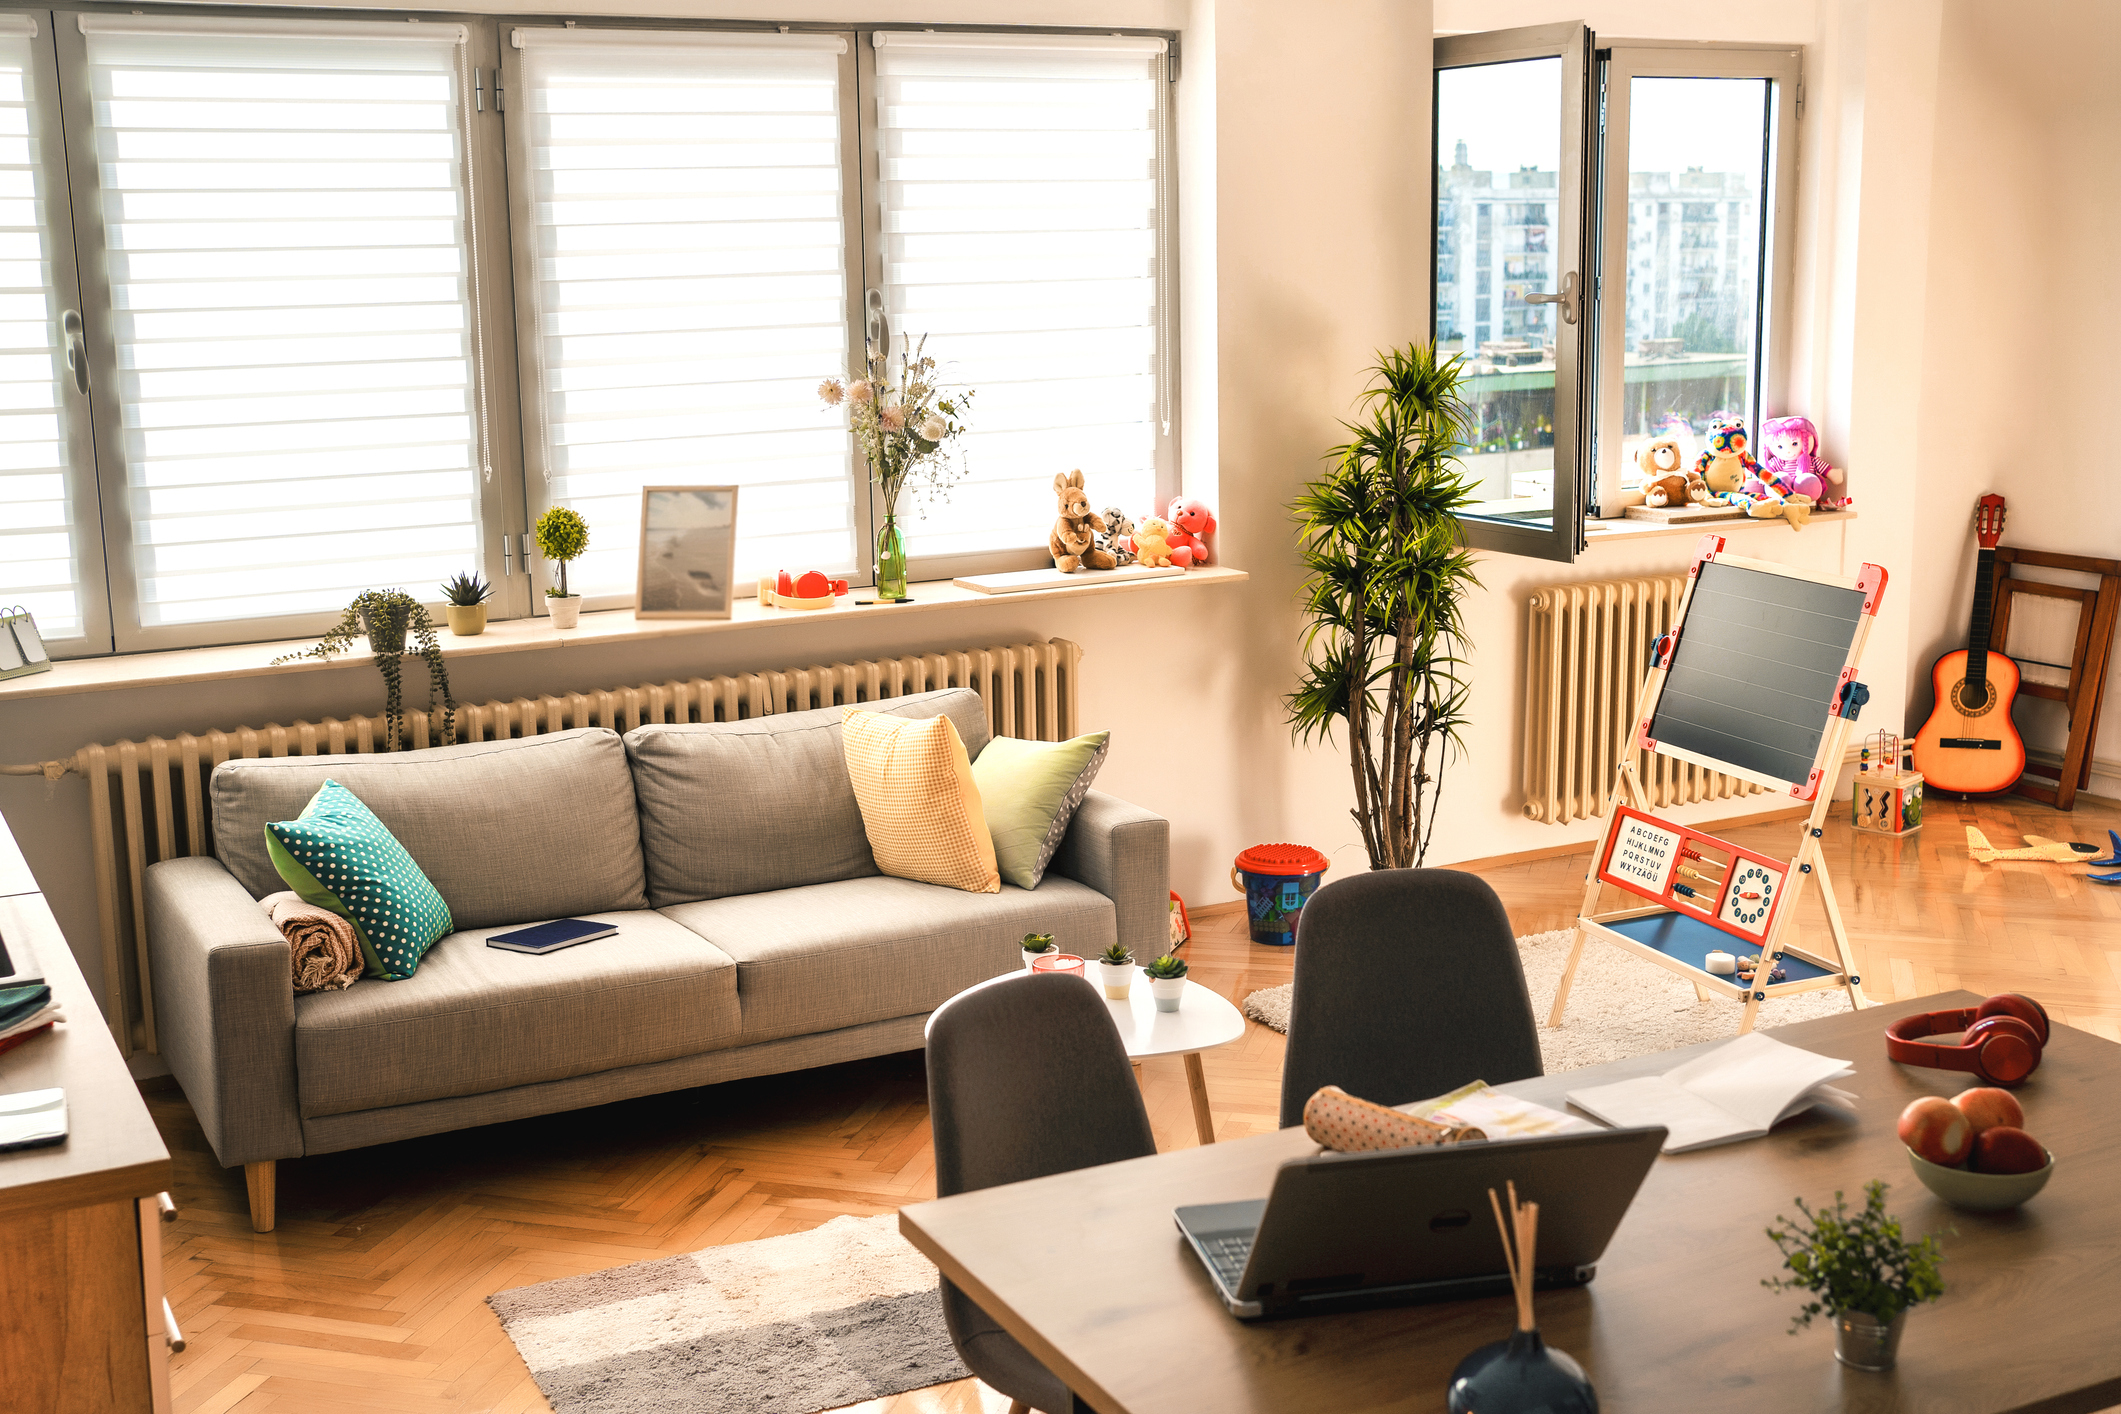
[1487,1181,1540,1332]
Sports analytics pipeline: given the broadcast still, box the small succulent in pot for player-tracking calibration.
[441,572,493,637]
[1145,952,1188,1011]
[1022,932,1058,970]
[1096,942,1136,1000]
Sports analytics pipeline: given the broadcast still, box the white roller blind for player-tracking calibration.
[513,28,854,596]
[874,32,1165,557]
[82,19,482,629]
[0,22,89,642]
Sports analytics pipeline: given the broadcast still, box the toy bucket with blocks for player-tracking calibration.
[1231,844,1330,946]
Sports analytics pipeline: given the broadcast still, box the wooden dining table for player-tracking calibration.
[898,993,2121,1414]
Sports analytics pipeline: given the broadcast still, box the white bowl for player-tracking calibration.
[1906,1145,2054,1211]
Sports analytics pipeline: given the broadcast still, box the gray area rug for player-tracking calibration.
[488,1213,966,1414]
[1242,927,1857,1073]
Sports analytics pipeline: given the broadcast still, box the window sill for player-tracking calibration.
[1578,507,1858,548]
[0,565,1250,703]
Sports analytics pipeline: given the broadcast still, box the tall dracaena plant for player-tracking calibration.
[1288,344,1480,870]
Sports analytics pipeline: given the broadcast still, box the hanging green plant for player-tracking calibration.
[273,589,457,750]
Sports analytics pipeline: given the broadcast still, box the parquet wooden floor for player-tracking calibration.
[147,791,2121,1413]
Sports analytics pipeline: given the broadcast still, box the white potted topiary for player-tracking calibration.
[1096,942,1136,1000]
[1022,932,1058,971]
[1145,952,1188,1012]
[536,506,589,629]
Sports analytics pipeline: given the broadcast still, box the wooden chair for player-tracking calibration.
[1989,548,2121,811]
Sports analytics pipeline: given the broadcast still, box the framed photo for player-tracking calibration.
[636,486,739,619]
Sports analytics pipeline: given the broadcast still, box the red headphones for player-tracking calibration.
[1884,993,2049,1086]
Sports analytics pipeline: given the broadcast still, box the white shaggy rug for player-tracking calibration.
[1241,927,1857,1073]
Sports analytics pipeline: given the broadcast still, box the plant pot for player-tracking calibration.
[1833,1310,1906,1372]
[360,603,408,656]
[444,604,487,637]
[1097,960,1135,1000]
[547,595,583,630]
[1023,945,1058,972]
[1150,976,1186,1012]
[1447,1327,1596,1413]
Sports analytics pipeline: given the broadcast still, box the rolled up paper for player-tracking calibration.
[1303,1084,1485,1153]
[1706,950,1737,975]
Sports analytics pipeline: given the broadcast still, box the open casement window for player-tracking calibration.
[504,27,861,610]
[56,13,516,651]
[1433,22,1595,564]
[868,30,1173,580]
[1591,45,1800,516]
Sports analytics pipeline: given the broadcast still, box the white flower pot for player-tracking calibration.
[1150,976,1186,1012]
[1097,960,1136,1000]
[1023,945,1058,971]
[547,595,583,629]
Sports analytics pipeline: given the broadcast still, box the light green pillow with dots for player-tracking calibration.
[265,780,453,981]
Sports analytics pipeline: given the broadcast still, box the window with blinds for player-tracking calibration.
[80,17,483,632]
[0,17,92,644]
[873,32,1167,560]
[509,28,855,599]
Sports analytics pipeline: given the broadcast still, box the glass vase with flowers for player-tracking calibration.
[820,334,973,601]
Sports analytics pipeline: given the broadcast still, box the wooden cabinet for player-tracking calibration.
[0,817,174,1412]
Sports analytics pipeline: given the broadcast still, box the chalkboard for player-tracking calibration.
[1649,559,1865,786]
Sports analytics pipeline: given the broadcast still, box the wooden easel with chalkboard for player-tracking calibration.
[1548,535,1889,1036]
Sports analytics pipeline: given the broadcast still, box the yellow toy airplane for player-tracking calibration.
[1964,827,2101,864]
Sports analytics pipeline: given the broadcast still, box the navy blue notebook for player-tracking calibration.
[486,919,616,955]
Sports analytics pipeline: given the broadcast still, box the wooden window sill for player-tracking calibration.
[0,565,1249,703]
[1576,507,1859,548]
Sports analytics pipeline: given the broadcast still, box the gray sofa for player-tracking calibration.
[145,688,1167,1231]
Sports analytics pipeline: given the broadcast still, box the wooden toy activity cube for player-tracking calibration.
[1549,536,1887,1035]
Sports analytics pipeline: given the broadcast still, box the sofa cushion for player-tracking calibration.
[841,708,999,894]
[266,780,454,979]
[659,872,1116,1047]
[626,687,993,908]
[294,909,738,1118]
[211,728,647,929]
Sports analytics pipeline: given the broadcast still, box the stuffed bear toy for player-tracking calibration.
[1048,470,1116,573]
[1637,438,1719,509]
[1097,506,1138,567]
[1164,497,1216,567]
[1131,515,1178,568]
[1694,421,1759,497]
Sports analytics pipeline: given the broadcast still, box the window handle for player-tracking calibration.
[62,310,88,393]
[1523,271,1580,326]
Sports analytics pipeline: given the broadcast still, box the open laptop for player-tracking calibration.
[1176,1125,1667,1319]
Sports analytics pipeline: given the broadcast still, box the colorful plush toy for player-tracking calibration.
[1694,421,1759,497]
[1131,514,1178,568]
[1759,415,1847,508]
[1096,507,1137,567]
[1048,469,1116,573]
[1164,497,1216,567]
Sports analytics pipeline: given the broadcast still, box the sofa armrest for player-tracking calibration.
[1049,790,1170,960]
[146,856,302,1168]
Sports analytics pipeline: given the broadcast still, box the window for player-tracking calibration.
[1432,26,1798,563]
[2,12,1177,657]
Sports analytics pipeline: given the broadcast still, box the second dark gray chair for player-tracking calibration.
[926,971,1157,1414]
[1277,868,1543,1129]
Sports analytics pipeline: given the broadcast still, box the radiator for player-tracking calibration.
[1523,577,1762,824]
[7,637,1082,1058]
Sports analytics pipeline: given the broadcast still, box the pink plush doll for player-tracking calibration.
[1758,415,1848,508]
[1164,497,1216,568]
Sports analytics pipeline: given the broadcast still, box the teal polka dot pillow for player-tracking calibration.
[264,780,453,981]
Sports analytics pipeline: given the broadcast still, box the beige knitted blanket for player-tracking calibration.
[260,891,363,993]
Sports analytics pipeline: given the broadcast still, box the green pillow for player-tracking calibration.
[970,731,1110,890]
[265,780,453,980]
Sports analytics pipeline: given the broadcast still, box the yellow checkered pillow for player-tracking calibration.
[841,709,1000,894]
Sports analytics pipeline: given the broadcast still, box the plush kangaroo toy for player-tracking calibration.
[1049,470,1115,573]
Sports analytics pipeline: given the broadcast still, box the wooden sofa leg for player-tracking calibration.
[245,1160,276,1232]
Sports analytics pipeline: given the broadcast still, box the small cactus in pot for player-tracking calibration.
[1144,952,1189,1012]
[1096,942,1136,1000]
[1022,932,1058,971]
[441,571,493,636]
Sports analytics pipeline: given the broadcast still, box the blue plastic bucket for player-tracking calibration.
[1231,844,1330,946]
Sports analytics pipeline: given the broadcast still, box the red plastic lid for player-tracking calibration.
[1234,843,1330,876]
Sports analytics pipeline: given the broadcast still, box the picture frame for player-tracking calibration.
[636,486,739,620]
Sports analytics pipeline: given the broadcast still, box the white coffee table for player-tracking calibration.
[932,967,1248,1146]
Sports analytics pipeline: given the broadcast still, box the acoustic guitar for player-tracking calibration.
[1911,494,2026,794]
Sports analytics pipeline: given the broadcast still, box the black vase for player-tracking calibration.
[1446,1327,1597,1413]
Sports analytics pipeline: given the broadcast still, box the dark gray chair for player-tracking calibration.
[926,971,1156,1414]
[1277,868,1543,1129]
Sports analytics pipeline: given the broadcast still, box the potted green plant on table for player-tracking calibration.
[1096,942,1135,1000]
[272,589,456,750]
[535,506,590,629]
[1287,343,1481,870]
[1144,952,1188,1012]
[1022,933,1058,971]
[1764,1180,1947,1372]
[441,572,493,637]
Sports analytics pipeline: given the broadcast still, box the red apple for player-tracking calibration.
[777,570,794,596]
[1971,1126,2048,1175]
[1898,1095,1973,1167]
[795,571,830,598]
[1951,1087,2024,1136]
